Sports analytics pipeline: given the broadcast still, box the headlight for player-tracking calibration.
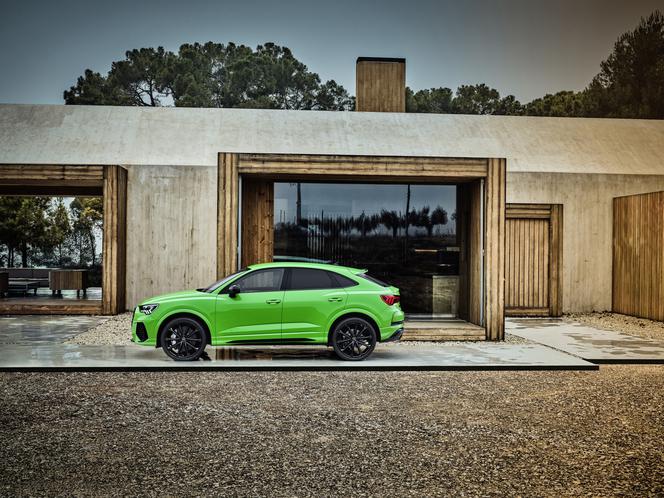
[139,304,159,315]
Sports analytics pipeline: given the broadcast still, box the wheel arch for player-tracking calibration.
[327,311,381,346]
[156,311,213,348]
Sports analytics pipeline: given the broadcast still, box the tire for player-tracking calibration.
[331,317,377,361]
[160,317,207,361]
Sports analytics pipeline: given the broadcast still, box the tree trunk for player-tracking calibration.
[21,243,28,267]
[88,231,96,267]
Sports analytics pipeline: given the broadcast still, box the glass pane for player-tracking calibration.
[273,182,459,316]
[234,268,284,293]
[0,195,103,303]
[289,268,336,290]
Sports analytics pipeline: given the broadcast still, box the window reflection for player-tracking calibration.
[274,182,459,316]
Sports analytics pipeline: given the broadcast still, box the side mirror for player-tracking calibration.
[228,284,241,298]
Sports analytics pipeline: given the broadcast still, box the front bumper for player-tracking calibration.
[131,308,158,346]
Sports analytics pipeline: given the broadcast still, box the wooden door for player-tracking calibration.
[505,204,562,316]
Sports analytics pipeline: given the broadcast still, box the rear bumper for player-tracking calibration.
[383,327,404,343]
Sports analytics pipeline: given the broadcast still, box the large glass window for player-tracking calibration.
[274,182,459,316]
[0,195,103,303]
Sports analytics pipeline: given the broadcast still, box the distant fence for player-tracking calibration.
[613,191,664,321]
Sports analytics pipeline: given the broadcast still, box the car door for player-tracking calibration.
[215,268,285,343]
[281,268,348,343]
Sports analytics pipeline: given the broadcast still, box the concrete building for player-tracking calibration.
[1,58,663,339]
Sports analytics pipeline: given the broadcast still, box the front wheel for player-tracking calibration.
[160,317,207,361]
[331,317,377,361]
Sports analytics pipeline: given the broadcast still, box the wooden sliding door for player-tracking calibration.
[505,204,562,317]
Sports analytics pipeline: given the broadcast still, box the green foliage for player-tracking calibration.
[70,197,104,266]
[46,198,72,266]
[406,87,454,113]
[407,10,663,119]
[0,197,22,267]
[65,42,353,110]
[63,10,662,118]
[0,196,102,269]
[585,10,664,118]
[522,91,588,117]
[407,84,522,115]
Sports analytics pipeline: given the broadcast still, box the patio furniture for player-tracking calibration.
[8,279,40,295]
[49,269,89,297]
[6,268,52,288]
[0,272,7,297]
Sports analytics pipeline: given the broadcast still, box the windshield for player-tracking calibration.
[201,269,247,293]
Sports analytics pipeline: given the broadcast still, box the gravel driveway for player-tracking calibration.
[1,366,662,497]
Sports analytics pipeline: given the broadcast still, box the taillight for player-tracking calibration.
[381,295,400,306]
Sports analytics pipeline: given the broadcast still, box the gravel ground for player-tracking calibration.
[65,312,530,346]
[565,311,664,341]
[64,312,132,345]
[1,367,662,497]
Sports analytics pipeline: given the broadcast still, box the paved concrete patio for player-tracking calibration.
[508,318,664,363]
[0,343,596,371]
[0,315,104,344]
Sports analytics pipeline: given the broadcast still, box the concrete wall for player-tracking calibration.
[125,166,217,308]
[3,105,664,175]
[508,172,664,313]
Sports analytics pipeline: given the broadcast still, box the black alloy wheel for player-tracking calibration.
[161,317,207,361]
[331,317,377,361]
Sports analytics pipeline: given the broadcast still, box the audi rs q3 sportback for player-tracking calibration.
[131,262,404,361]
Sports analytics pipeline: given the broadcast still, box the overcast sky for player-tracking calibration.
[0,0,660,105]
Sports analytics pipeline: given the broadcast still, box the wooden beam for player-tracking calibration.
[102,165,127,315]
[237,154,487,180]
[0,301,102,315]
[484,158,506,340]
[0,185,103,196]
[0,165,104,186]
[217,153,239,278]
[506,204,552,219]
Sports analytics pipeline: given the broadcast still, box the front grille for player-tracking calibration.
[136,322,148,342]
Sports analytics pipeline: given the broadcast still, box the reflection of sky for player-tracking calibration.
[275,182,457,234]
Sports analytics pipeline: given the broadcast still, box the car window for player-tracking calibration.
[202,269,247,293]
[358,273,390,287]
[229,268,284,293]
[288,268,340,290]
[331,272,359,288]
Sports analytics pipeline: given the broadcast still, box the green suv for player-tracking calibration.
[131,262,404,361]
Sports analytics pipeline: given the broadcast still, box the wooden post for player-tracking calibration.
[217,153,239,278]
[102,165,127,315]
[484,158,506,340]
[549,204,564,316]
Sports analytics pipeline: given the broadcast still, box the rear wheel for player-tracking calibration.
[160,317,206,361]
[331,317,377,361]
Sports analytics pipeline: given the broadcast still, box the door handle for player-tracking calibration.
[328,297,343,302]
[266,298,281,304]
